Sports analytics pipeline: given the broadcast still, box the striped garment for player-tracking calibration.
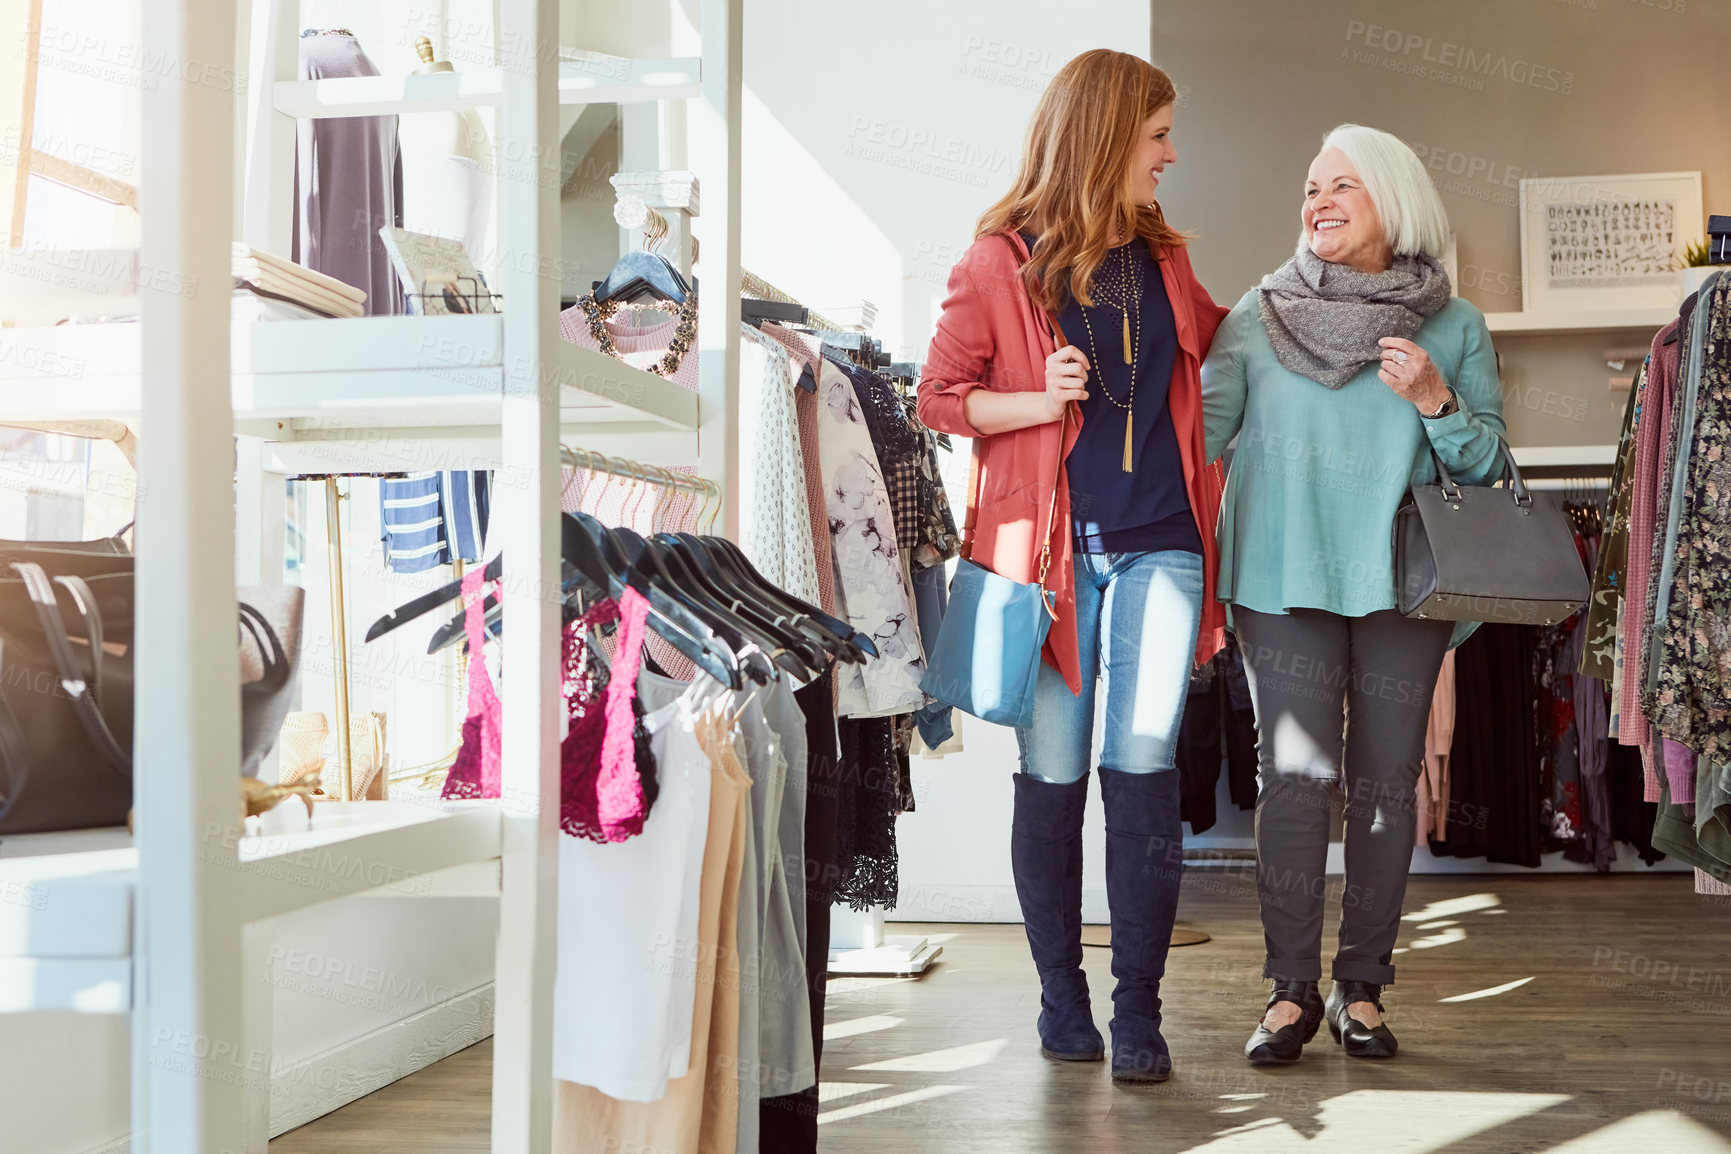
[378,471,490,573]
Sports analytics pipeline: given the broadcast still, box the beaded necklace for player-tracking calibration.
[577,291,698,379]
[1077,243,1144,472]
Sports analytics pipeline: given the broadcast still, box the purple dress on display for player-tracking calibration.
[293,31,404,315]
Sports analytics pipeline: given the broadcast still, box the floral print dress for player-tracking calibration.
[814,359,926,717]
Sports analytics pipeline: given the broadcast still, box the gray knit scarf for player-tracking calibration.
[1257,248,1451,389]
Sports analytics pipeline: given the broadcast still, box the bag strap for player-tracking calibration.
[957,232,1070,602]
[51,574,106,709]
[11,561,131,778]
[0,641,29,795]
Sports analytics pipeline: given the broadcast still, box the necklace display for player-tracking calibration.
[577,291,698,379]
[1078,243,1144,472]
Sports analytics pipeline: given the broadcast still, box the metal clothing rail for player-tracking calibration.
[739,267,846,333]
[560,444,723,532]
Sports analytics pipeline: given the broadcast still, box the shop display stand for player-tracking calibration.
[0,0,741,1149]
[829,906,942,977]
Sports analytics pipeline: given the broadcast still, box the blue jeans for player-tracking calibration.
[1016,550,1205,784]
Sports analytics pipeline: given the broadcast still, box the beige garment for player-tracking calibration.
[1417,650,1457,846]
[555,703,751,1154]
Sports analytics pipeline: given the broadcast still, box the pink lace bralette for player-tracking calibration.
[560,585,656,842]
[441,569,503,800]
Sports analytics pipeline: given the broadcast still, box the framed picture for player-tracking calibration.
[1519,171,1702,313]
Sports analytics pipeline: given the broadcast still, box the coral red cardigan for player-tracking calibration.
[917,230,1229,694]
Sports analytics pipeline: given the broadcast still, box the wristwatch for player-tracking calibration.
[1422,390,1459,420]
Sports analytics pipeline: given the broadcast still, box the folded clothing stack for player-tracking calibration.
[232,244,368,319]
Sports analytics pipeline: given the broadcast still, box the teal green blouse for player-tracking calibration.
[1201,290,1508,638]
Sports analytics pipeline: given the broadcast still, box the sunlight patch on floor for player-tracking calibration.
[817,1081,890,1103]
[1401,893,1502,921]
[823,1014,902,1041]
[1410,926,1468,950]
[825,976,914,995]
[1545,1111,1731,1152]
[816,1084,966,1125]
[1178,1090,1566,1153]
[849,1038,1007,1073]
[1439,976,1533,1003]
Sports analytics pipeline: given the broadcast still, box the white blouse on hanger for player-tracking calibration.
[738,326,823,608]
[551,673,723,1101]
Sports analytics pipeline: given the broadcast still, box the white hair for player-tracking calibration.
[1313,124,1451,259]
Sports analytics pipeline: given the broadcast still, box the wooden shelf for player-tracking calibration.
[0,801,502,1013]
[1482,307,1676,335]
[0,315,699,439]
[273,56,702,118]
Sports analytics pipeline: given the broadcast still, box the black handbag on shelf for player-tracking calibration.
[1394,437,1591,627]
[0,535,306,835]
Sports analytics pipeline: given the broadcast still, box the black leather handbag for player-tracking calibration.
[1394,437,1591,627]
[0,537,305,835]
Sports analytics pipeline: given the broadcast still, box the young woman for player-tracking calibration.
[917,49,1228,1084]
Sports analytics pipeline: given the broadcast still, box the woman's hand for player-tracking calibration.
[1045,345,1091,421]
[1377,337,1451,414]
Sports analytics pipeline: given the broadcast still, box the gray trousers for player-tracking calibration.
[1233,607,1452,986]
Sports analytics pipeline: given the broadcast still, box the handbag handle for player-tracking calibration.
[1430,435,1531,508]
[0,643,29,793]
[238,601,291,690]
[10,561,132,778]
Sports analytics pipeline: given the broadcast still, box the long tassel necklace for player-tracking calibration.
[1078,244,1143,472]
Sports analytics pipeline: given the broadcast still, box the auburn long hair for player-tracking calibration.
[977,50,1187,312]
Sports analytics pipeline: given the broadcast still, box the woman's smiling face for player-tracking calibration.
[1127,104,1176,206]
[1303,147,1392,273]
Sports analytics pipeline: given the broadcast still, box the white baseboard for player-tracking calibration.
[269,982,495,1137]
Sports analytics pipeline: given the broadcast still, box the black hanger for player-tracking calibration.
[742,298,806,327]
[680,532,876,660]
[592,252,689,305]
[650,535,825,675]
[652,532,834,673]
[563,513,748,687]
[607,524,783,684]
[365,553,502,643]
[377,517,747,689]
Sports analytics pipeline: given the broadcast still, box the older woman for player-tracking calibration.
[1201,124,1507,1063]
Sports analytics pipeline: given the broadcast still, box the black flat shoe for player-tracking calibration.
[1325,980,1398,1059]
[1244,980,1324,1064]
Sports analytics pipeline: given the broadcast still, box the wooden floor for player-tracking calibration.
[271,873,1731,1153]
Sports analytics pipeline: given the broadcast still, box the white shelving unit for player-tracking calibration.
[0,315,702,431]
[272,54,702,117]
[1483,307,1677,335]
[0,0,742,1149]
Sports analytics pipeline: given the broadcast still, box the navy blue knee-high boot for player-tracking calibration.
[1010,772,1104,1061]
[1101,766,1184,1083]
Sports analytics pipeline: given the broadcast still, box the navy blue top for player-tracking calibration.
[1050,237,1200,555]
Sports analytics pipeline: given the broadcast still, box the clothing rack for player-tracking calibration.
[740,267,845,332]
